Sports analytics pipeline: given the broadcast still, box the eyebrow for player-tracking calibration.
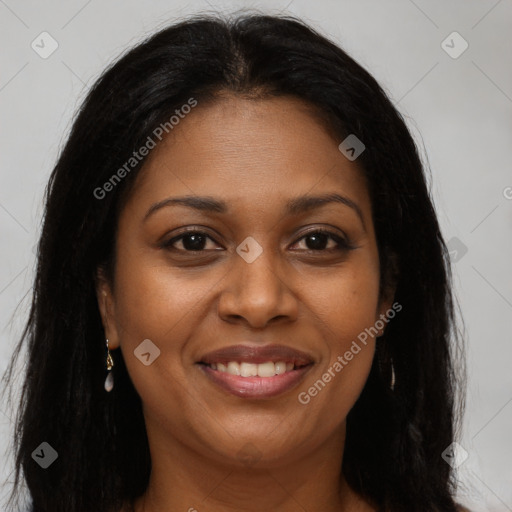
[143,192,366,230]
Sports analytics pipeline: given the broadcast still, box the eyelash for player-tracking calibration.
[161,227,356,255]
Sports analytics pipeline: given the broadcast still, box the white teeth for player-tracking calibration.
[275,362,287,375]
[227,361,241,376]
[257,361,276,377]
[240,362,258,377]
[211,360,295,377]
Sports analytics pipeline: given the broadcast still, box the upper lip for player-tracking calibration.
[198,344,315,366]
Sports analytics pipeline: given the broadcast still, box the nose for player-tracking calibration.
[217,245,299,328]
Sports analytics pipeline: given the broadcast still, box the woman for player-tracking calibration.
[2,12,468,512]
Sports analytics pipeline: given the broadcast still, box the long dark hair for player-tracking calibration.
[1,11,465,512]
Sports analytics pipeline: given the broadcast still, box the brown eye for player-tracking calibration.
[163,231,220,252]
[293,229,354,253]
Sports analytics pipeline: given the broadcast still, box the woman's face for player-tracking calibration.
[97,94,394,468]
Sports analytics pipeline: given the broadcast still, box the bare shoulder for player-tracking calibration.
[456,504,472,512]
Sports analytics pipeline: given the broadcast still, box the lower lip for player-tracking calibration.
[198,364,313,399]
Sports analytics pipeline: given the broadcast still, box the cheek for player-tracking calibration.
[113,244,212,341]
[309,252,381,348]
[111,255,218,434]
[298,257,380,423]
[111,249,211,395]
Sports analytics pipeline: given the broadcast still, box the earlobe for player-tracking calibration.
[376,283,399,337]
[94,268,120,349]
[376,298,394,337]
[376,250,400,335]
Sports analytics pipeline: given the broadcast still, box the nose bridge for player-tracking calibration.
[218,234,297,326]
[235,235,283,301]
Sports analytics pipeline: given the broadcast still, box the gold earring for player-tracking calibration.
[104,338,114,392]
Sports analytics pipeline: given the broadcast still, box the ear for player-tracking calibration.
[94,266,120,349]
[375,250,400,336]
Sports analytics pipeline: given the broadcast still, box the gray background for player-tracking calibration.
[1,0,511,510]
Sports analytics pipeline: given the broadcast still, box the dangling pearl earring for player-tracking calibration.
[104,338,114,392]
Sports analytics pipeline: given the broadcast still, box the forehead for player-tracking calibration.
[123,95,371,222]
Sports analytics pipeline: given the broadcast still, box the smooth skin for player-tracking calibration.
[96,94,396,512]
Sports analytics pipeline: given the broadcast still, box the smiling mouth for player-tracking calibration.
[197,360,314,399]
